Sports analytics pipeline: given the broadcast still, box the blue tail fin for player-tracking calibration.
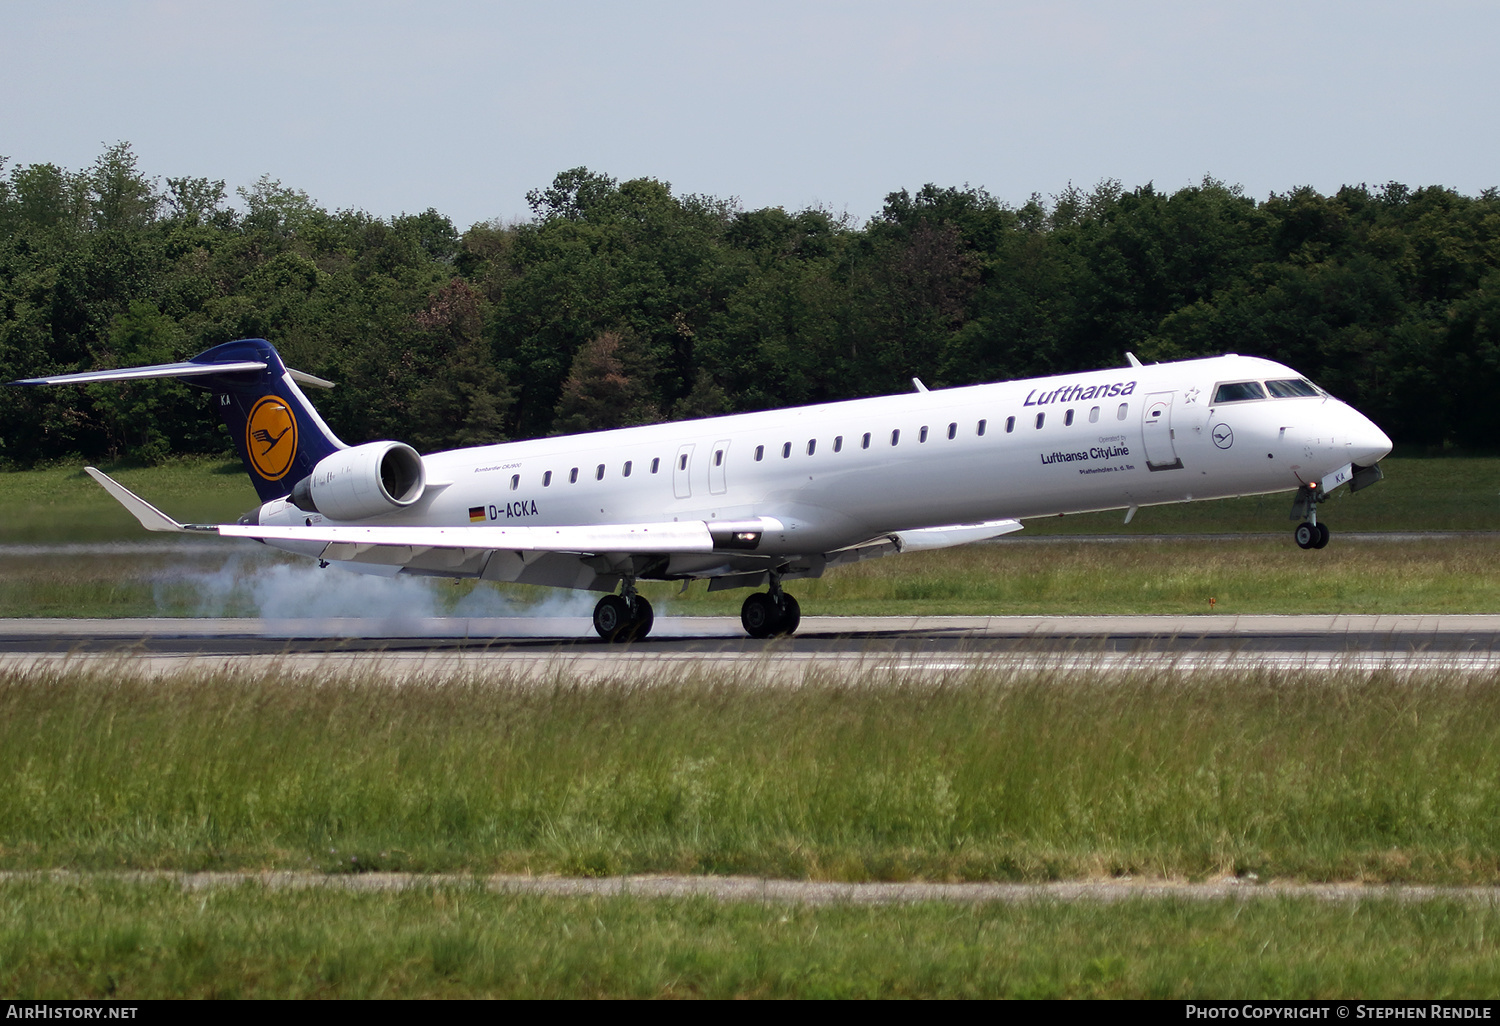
[8,337,345,501]
[188,339,346,502]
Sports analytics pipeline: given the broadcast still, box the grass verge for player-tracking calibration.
[5,662,1500,883]
[4,880,1500,998]
[5,535,1499,618]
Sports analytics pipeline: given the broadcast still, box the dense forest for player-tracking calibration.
[2,143,1498,468]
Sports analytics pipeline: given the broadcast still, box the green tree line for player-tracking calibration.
[3,143,1498,468]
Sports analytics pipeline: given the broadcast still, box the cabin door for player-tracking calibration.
[673,443,695,499]
[1142,391,1184,471]
[709,440,730,495]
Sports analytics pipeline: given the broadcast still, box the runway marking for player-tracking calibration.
[6,871,1500,905]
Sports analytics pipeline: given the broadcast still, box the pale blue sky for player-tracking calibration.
[3,0,1497,228]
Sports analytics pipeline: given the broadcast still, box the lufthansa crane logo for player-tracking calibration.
[246,396,298,481]
[1212,424,1235,449]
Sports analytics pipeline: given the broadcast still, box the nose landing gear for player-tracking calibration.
[593,580,654,642]
[1294,520,1330,550]
[1290,483,1330,549]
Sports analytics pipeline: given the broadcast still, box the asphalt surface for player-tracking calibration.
[6,870,1500,905]
[4,614,1500,676]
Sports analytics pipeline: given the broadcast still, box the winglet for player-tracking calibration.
[1125,352,1144,368]
[84,467,192,533]
[912,377,929,393]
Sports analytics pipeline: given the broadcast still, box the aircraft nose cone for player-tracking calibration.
[1346,410,1393,466]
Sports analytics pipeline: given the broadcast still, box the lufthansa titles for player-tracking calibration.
[1040,444,1131,465]
[1024,380,1137,406]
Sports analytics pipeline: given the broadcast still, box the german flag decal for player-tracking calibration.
[469,506,486,523]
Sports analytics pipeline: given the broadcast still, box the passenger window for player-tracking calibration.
[1117,403,1128,421]
[623,461,632,477]
[715,449,723,466]
[833,435,843,452]
[1005,416,1015,433]
[569,467,579,484]
[1265,378,1321,398]
[651,458,660,474]
[977,419,986,436]
[782,442,791,459]
[919,426,929,443]
[947,422,957,440]
[891,429,900,445]
[1035,413,1045,429]
[755,445,764,462]
[679,453,689,471]
[543,470,552,487]
[1212,381,1268,403]
[510,474,519,491]
[862,432,871,449]
[1064,409,1074,427]
[596,464,605,480]
[1089,406,1100,423]
[807,439,816,455]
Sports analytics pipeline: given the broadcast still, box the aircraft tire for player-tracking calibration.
[593,594,632,641]
[776,593,801,637]
[741,592,776,638]
[631,596,655,640]
[1313,523,1330,549]
[1294,522,1317,549]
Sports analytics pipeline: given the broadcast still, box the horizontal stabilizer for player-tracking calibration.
[84,467,195,533]
[10,359,334,389]
[287,368,336,390]
[10,360,267,386]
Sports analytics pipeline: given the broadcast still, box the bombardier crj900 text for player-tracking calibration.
[10,340,1393,640]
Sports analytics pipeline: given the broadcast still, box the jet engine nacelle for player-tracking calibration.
[290,441,426,521]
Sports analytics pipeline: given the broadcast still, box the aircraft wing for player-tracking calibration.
[220,521,722,554]
[86,466,774,559]
[84,467,215,533]
[815,518,1025,576]
[889,519,1024,550]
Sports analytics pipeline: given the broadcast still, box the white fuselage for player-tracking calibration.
[254,353,1392,573]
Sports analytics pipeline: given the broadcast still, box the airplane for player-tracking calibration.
[9,338,1393,641]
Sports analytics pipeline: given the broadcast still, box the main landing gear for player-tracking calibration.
[740,576,801,639]
[1291,483,1330,550]
[593,582,654,642]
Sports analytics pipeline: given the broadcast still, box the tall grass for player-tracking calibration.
[4,661,1500,882]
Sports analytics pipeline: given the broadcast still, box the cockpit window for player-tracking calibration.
[1212,381,1267,403]
[1265,378,1321,399]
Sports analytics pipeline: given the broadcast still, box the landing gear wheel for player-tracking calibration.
[630,595,655,639]
[595,593,654,642]
[1313,523,1330,549]
[593,594,631,641]
[777,593,801,636]
[740,592,801,639]
[741,592,776,639]
[1294,522,1317,550]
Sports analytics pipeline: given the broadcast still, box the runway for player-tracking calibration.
[4,614,1500,677]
